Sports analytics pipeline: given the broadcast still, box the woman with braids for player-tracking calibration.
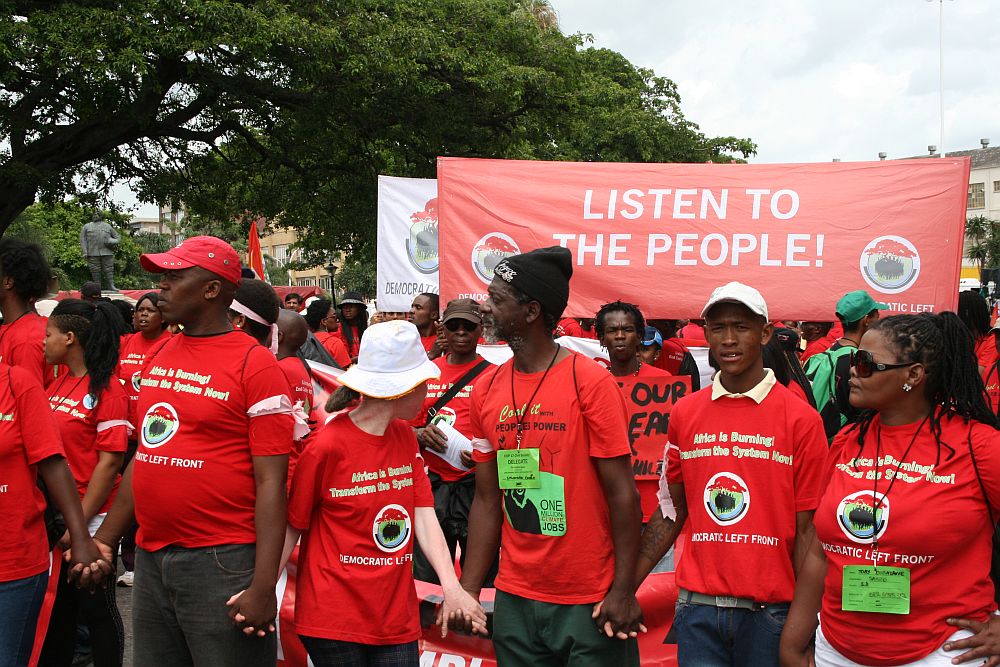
[780,312,1000,667]
[763,327,817,408]
[40,299,129,667]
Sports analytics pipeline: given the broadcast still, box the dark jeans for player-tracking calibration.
[39,554,123,667]
[492,590,639,667]
[299,636,418,667]
[133,544,275,667]
[411,472,498,587]
[0,570,48,667]
[673,599,789,667]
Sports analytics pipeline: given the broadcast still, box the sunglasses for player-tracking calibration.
[851,349,914,378]
[445,319,479,332]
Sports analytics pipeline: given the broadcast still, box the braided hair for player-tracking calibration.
[850,312,997,466]
[594,301,646,340]
[50,298,128,397]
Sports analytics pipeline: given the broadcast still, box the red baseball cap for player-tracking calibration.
[140,236,242,286]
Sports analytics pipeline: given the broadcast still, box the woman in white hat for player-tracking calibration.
[263,321,484,666]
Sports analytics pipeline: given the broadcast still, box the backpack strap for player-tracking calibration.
[425,359,492,426]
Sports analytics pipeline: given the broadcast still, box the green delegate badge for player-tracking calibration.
[497,448,541,489]
[842,565,910,615]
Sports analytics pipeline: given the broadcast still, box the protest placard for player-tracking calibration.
[616,374,692,480]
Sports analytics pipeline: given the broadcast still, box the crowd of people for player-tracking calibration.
[3,232,1000,667]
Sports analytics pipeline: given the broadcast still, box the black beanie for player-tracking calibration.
[493,246,573,319]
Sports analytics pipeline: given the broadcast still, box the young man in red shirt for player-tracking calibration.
[0,238,54,386]
[409,292,442,358]
[78,236,294,667]
[412,298,496,585]
[635,282,826,666]
[459,247,643,666]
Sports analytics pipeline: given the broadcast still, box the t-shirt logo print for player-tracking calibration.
[836,490,889,544]
[372,504,411,553]
[703,472,751,526]
[141,402,180,449]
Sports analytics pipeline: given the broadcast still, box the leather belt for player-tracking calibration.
[677,587,769,610]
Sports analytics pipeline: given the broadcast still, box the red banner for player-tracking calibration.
[437,157,970,320]
[617,375,691,481]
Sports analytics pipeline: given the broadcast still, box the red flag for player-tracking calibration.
[248,219,268,281]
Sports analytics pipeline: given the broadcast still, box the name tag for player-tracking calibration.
[842,565,910,615]
[497,448,541,489]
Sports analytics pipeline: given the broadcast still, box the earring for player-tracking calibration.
[902,383,912,392]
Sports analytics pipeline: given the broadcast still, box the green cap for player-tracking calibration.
[836,290,889,323]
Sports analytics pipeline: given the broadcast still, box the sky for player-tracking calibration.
[555,0,999,164]
[119,0,998,215]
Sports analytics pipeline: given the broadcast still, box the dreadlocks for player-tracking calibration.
[850,312,997,467]
[594,301,646,340]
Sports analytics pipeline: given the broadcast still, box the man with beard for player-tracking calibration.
[634,282,826,666]
[458,246,642,666]
[74,236,294,667]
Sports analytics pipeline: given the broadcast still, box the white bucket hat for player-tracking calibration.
[337,320,441,398]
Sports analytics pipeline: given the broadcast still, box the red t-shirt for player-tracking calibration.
[470,352,633,604]
[132,331,293,551]
[984,363,1000,415]
[654,337,689,374]
[622,363,672,522]
[786,379,811,404]
[555,318,583,338]
[415,356,493,482]
[334,325,363,359]
[287,414,434,644]
[48,375,128,513]
[0,312,50,387]
[277,354,315,483]
[0,364,65,582]
[317,332,352,369]
[666,381,826,602]
[817,415,1000,665]
[118,331,170,379]
[976,335,999,370]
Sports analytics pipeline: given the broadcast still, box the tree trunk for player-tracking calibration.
[0,179,40,234]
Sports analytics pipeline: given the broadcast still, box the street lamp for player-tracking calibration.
[325,261,338,306]
[927,0,954,157]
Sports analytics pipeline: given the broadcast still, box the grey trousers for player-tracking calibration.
[86,255,115,290]
[133,545,276,667]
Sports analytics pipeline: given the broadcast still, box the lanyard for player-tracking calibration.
[509,344,560,449]
[49,373,89,416]
[869,414,930,567]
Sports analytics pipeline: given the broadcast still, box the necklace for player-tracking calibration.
[509,344,560,449]
[0,310,32,357]
[869,414,931,567]
[609,359,643,377]
[838,336,860,347]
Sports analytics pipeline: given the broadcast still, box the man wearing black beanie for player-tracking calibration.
[457,246,643,665]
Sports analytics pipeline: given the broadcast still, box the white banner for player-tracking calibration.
[376,176,439,312]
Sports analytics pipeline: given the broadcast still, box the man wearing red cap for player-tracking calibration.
[80,237,294,667]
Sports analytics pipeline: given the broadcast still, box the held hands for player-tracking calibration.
[226,587,278,637]
[438,583,487,638]
[591,588,646,640]
[943,616,1000,666]
[778,645,816,667]
[64,537,113,591]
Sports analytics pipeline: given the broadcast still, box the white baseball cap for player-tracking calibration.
[701,282,769,321]
[336,320,441,398]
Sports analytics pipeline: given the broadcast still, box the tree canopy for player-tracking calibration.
[1,0,756,266]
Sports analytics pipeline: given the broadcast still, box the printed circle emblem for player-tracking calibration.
[82,393,98,410]
[703,472,750,526]
[836,491,889,544]
[372,504,411,553]
[131,371,142,393]
[405,197,439,274]
[859,235,921,294]
[471,232,520,285]
[141,402,179,449]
